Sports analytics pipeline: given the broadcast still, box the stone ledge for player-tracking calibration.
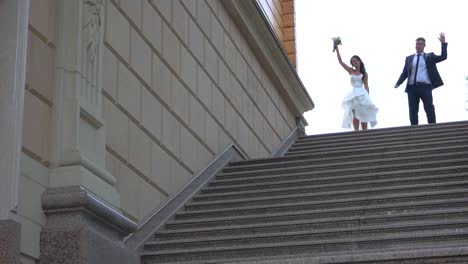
[42,186,137,235]
[272,124,304,157]
[125,144,246,251]
[40,186,139,264]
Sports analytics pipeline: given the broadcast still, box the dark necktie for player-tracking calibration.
[413,54,421,84]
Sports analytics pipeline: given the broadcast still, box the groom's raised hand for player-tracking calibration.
[438,32,446,43]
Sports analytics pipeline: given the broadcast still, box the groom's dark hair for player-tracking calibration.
[416,37,426,43]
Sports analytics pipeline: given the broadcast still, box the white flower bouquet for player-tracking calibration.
[332,37,342,52]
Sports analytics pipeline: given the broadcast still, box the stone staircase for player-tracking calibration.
[141,121,468,263]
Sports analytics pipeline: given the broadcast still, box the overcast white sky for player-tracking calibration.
[295,0,468,135]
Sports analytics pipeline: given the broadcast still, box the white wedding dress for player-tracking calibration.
[342,74,378,129]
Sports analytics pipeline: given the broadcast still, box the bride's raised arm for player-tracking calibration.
[335,46,353,74]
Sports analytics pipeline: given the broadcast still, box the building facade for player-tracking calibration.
[257,0,297,67]
[0,0,313,263]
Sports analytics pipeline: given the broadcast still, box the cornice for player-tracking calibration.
[222,0,314,118]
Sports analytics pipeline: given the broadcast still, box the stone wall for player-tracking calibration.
[17,0,308,262]
[102,0,298,221]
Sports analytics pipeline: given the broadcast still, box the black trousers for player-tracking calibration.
[407,83,436,125]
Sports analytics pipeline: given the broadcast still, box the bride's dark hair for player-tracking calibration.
[350,55,366,81]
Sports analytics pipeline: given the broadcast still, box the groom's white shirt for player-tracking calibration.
[410,53,431,85]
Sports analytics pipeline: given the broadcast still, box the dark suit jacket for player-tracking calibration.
[396,43,448,92]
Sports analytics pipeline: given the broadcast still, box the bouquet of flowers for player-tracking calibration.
[332,37,342,52]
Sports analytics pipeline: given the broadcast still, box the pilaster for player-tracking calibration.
[50,0,119,206]
[0,0,29,220]
[0,0,29,262]
[41,2,138,262]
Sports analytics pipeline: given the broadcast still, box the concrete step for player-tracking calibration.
[286,138,468,157]
[295,121,468,143]
[173,197,468,227]
[214,158,468,184]
[288,123,468,144]
[291,126,468,149]
[165,203,468,235]
[149,217,468,250]
[186,180,468,211]
[141,228,468,263]
[197,246,468,264]
[204,165,468,195]
[231,138,468,167]
[181,188,468,218]
[195,171,468,202]
[223,142,468,173]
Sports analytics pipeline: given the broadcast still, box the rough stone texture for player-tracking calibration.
[0,220,21,264]
[40,186,137,264]
[41,186,137,236]
[40,228,134,264]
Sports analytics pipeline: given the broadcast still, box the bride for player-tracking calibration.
[335,45,378,131]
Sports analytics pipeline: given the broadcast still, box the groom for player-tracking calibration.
[394,33,448,125]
